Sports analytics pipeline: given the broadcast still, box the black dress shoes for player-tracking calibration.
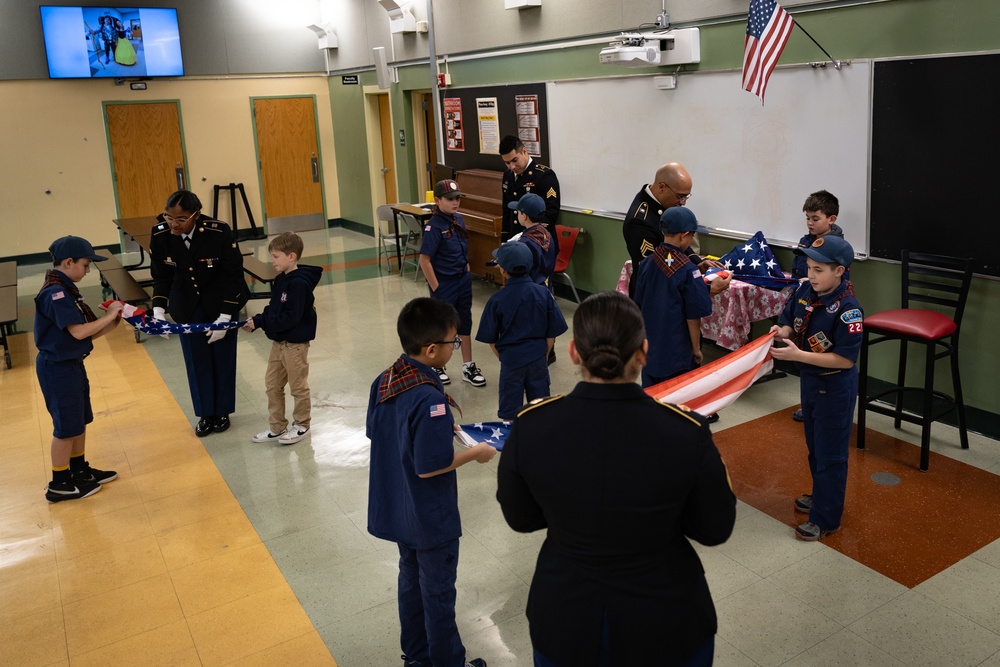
[195,417,214,437]
[212,415,231,433]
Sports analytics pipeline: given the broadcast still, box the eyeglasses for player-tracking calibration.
[660,183,692,203]
[425,336,462,350]
[163,210,199,224]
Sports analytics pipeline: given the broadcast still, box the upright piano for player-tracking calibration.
[455,168,504,284]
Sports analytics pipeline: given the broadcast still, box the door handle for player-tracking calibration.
[381,167,390,174]
[311,157,319,182]
[175,164,185,190]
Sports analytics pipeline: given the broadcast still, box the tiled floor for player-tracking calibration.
[2,227,1000,666]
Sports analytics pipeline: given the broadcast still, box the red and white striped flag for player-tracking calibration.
[742,0,795,104]
[646,332,776,416]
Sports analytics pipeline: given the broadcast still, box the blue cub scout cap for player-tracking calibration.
[507,193,546,219]
[49,236,107,263]
[492,242,532,276]
[659,207,708,235]
[795,235,854,268]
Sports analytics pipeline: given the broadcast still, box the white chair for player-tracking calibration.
[399,213,424,281]
[376,204,408,272]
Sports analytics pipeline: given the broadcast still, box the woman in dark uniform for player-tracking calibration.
[149,190,248,437]
[497,291,737,667]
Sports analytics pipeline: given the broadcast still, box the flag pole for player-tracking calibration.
[793,20,841,70]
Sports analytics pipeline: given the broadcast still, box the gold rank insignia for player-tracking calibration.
[546,187,557,199]
[231,243,237,248]
[639,239,656,257]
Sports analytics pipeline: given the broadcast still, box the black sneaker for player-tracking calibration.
[794,494,812,513]
[792,408,804,422]
[76,462,118,484]
[462,362,486,387]
[46,477,102,503]
[432,366,451,385]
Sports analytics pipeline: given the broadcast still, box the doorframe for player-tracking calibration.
[364,86,396,221]
[102,98,188,220]
[410,89,434,201]
[249,94,328,231]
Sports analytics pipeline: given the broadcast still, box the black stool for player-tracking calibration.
[857,251,973,471]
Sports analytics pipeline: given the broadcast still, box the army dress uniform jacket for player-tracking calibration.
[502,160,561,247]
[150,216,249,324]
[623,185,703,298]
[497,382,737,666]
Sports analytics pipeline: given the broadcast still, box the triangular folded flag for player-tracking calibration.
[646,332,776,416]
[718,231,798,291]
[457,421,511,452]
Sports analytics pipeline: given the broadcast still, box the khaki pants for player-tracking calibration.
[265,341,311,432]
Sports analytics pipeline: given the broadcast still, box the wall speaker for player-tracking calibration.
[374,47,392,89]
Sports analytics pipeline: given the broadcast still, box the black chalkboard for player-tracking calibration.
[871,53,1000,275]
[438,83,549,172]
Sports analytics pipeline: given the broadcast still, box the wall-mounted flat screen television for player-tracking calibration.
[40,6,183,79]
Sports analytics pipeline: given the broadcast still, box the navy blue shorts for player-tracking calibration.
[430,273,473,336]
[37,357,93,439]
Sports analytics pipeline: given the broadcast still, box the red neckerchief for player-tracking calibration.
[794,281,857,348]
[378,356,462,416]
[435,207,468,240]
[523,225,550,253]
[651,244,690,279]
[43,270,97,322]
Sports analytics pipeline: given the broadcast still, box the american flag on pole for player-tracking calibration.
[742,0,795,104]
[646,332,777,417]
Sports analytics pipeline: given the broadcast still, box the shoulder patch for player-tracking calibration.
[204,221,223,232]
[516,394,563,417]
[153,223,170,234]
[653,399,703,426]
[840,308,863,324]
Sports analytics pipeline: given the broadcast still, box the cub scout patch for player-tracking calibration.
[840,308,863,324]
[826,300,841,314]
[807,331,833,353]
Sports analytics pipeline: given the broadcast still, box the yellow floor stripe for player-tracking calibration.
[0,327,337,666]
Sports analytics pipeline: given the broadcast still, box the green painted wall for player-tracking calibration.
[328,0,1000,413]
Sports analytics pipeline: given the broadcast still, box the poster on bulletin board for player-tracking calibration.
[515,94,540,155]
[477,97,499,154]
[444,98,464,151]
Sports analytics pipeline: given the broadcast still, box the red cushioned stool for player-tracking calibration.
[857,251,973,471]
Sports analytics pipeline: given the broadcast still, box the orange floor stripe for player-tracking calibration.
[714,407,1000,588]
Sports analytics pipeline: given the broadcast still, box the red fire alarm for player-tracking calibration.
[437,73,451,87]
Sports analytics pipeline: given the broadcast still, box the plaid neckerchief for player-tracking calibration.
[651,244,691,279]
[378,356,462,416]
[523,225,550,253]
[794,280,857,348]
[43,269,97,323]
[435,208,468,240]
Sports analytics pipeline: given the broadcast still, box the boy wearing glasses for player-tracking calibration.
[476,243,567,420]
[367,297,495,667]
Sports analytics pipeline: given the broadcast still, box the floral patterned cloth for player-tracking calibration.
[701,280,794,351]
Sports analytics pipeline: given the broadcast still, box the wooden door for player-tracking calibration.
[253,96,325,232]
[105,102,185,218]
[378,94,397,204]
[423,93,438,182]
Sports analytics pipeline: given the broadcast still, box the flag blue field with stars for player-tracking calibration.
[459,421,511,451]
[718,231,798,291]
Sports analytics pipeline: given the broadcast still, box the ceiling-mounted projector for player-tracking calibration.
[599,29,700,68]
[600,33,669,67]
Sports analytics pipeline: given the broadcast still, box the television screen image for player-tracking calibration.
[40,6,183,79]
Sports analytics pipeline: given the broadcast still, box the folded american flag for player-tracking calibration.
[458,421,511,451]
[126,317,247,335]
[718,231,798,291]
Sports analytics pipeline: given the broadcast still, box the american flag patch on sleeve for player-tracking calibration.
[52,291,65,300]
[424,225,432,232]
[429,403,447,418]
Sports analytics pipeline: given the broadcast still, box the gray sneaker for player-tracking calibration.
[794,494,812,513]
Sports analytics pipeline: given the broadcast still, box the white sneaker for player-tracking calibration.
[278,427,310,445]
[252,429,287,443]
[462,362,486,387]
[432,366,450,385]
